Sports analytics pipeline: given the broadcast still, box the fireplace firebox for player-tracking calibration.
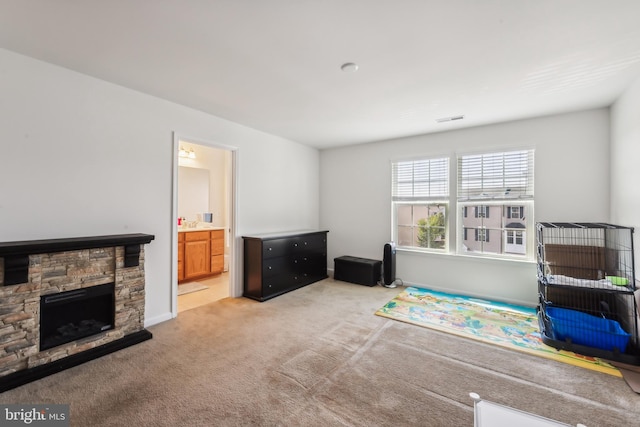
[39,283,115,351]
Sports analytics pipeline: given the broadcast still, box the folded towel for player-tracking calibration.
[546,274,626,290]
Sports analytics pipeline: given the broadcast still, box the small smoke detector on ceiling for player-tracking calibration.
[436,115,465,123]
[340,62,359,72]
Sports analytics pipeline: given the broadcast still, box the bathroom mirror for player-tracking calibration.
[178,166,210,220]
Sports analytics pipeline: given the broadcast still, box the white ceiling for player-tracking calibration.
[2,1,640,149]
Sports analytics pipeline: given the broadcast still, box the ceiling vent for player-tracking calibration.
[436,115,465,123]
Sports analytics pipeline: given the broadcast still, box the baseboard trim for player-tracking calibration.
[145,311,173,327]
[0,329,152,393]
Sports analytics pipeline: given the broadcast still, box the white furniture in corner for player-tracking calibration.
[470,393,586,427]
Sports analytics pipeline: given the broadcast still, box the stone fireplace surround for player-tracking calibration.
[0,233,154,392]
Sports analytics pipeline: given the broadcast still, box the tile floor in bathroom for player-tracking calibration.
[177,272,230,313]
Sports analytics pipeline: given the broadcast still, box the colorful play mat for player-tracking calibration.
[375,286,620,377]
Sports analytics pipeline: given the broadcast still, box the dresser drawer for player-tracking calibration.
[262,234,326,258]
[295,233,327,254]
[262,256,290,278]
[263,272,303,294]
[292,254,326,274]
[262,238,294,259]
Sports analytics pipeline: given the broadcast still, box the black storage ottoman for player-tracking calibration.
[334,256,381,286]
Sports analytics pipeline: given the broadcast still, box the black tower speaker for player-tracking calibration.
[383,242,396,287]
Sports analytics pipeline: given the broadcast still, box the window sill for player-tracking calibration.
[396,247,536,265]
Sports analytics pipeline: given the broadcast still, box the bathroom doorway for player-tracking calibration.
[171,134,237,316]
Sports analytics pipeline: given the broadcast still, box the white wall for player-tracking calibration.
[320,109,610,306]
[0,49,320,326]
[611,75,640,281]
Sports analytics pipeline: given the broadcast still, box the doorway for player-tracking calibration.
[172,134,237,316]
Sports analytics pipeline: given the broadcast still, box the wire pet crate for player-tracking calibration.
[537,222,639,364]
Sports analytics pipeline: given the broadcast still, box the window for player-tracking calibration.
[392,157,449,251]
[396,204,447,249]
[506,230,524,245]
[507,206,524,219]
[475,205,489,218]
[458,149,534,258]
[390,149,534,259]
[475,228,489,242]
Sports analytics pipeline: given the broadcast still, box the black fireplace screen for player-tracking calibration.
[39,283,115,351]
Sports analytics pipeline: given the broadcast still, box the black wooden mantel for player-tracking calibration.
[0,233,155,286]
[0,233,155,256]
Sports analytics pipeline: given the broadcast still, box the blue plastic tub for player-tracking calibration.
[545,306,631,353]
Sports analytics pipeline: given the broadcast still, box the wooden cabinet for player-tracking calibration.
[243,230,328,302]
[184,231,210,280]
[178,232,185,281]
[210,229,224,274]
[178,229,225,283]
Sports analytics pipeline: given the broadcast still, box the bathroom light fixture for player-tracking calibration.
[179,146,196,159]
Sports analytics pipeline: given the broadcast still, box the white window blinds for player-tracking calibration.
[457,149,534,200]
[392,157,449,201]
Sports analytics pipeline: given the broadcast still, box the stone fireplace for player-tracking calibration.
[0,234,154,392]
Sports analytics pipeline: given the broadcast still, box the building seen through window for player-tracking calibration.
[461,204,527,255]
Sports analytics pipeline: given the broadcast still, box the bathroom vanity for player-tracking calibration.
[178,228,225,283]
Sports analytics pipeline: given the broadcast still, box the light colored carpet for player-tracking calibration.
[1,279,639,426]
[177,282,209,296]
